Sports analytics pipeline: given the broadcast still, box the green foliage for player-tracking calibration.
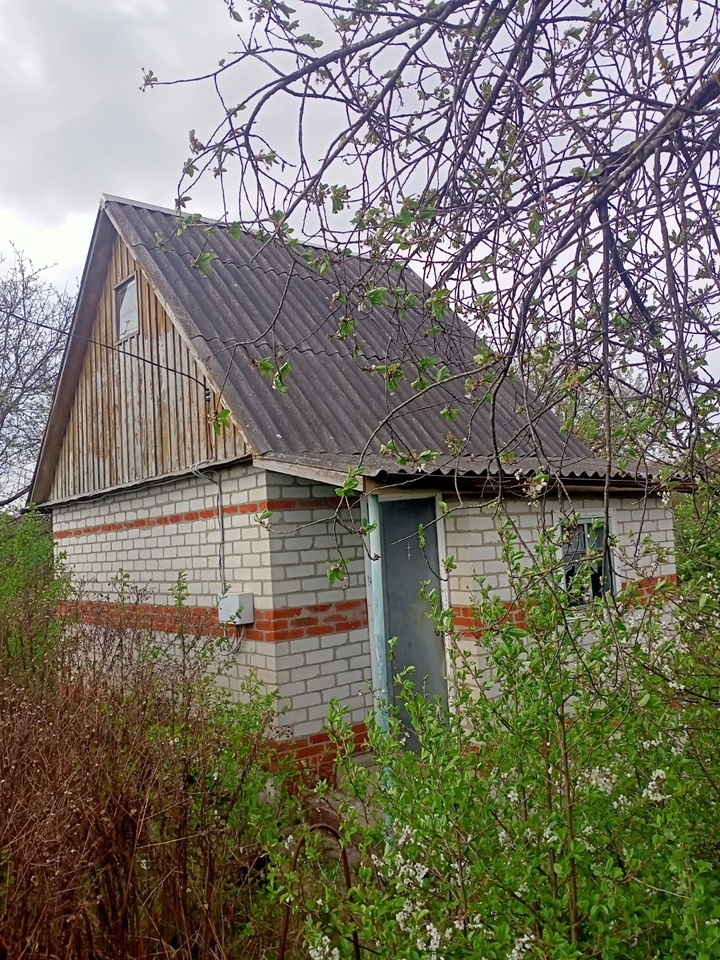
[326,558,349,585]
[292,525,720,960]
[0,509,67,673]
[257,355,293,393]
[212,405,232,434]
[674,486,720,594]
[192,250,214,275]
[334,465,364,499]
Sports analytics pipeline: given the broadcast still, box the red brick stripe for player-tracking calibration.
[64,597,368,643]
[271,722,368,777]
[55,497,341,540]
[453,573,678,635]
[452,603,525,634]
[620,573,677,599]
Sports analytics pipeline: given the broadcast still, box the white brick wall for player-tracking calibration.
[51,467,676,740]
[262,473,372,736]
[445,492,676,607]
[51,466,374,741]
[264,472,367,606]
[272,628,373,737]
[53,463,271,607]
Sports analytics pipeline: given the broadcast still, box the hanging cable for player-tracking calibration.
[7,310,211,399]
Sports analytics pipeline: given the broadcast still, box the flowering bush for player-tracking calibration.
[291,523,720,959]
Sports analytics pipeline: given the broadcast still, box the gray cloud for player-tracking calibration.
[0,0,237,225]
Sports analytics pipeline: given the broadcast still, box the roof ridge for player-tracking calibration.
[101,194,403,259]
[100,194,221,225]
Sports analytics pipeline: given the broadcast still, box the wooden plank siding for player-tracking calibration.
[51,237,248,502]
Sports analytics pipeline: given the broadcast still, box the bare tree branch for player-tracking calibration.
[148,0,720,474]
[0,255,73,507]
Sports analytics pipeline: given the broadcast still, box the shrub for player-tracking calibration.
[0,569,299,959]
[289,525,720,960]
[0,509,67,674]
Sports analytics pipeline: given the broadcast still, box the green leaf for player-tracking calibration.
[335,466,365,498]
[211,407,231,436]
[417,356,437,371]
[253,507,273,525]
[272,360,292,394]
[327,559,349,584]
[298,33,323,49]
[336,317,356,339]
[441,405,459,421]
[373,362,405,392]
[193,252,214,276]
[330,184,348,213]
[426,288,450,320]
[366,286,390,307]
[257,358,275,379]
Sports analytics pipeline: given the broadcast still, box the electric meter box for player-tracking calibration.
[218,593,254,625]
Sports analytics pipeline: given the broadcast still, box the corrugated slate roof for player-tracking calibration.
[103,197,593,469]
[257,451,671,489]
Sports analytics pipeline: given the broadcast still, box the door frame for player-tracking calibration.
[363,491,452,728]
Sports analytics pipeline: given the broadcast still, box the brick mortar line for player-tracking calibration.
[55,497,341,540]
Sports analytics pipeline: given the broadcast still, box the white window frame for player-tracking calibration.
[115,274,139,341]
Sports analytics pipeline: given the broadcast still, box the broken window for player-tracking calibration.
[563,517,612,603]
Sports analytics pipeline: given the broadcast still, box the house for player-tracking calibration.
[30,196,676,760]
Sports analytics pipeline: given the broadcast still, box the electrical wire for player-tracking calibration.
[8,310,211,398]
[189,464,249,657]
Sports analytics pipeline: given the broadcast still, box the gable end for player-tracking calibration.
[34,217,250,505]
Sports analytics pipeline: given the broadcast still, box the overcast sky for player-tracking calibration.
[0,0,240,289]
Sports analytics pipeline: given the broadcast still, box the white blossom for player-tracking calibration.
[396,824,416,847]
[585,767,616,795]
[542,825,559,844]
[308,935,340,960]
[643,769,670,803]
[508,933,533,960]
[396,900,415,932]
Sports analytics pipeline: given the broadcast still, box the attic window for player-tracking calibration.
[115,276,139,340]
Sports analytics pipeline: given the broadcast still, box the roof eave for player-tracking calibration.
[251,451,673,496]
